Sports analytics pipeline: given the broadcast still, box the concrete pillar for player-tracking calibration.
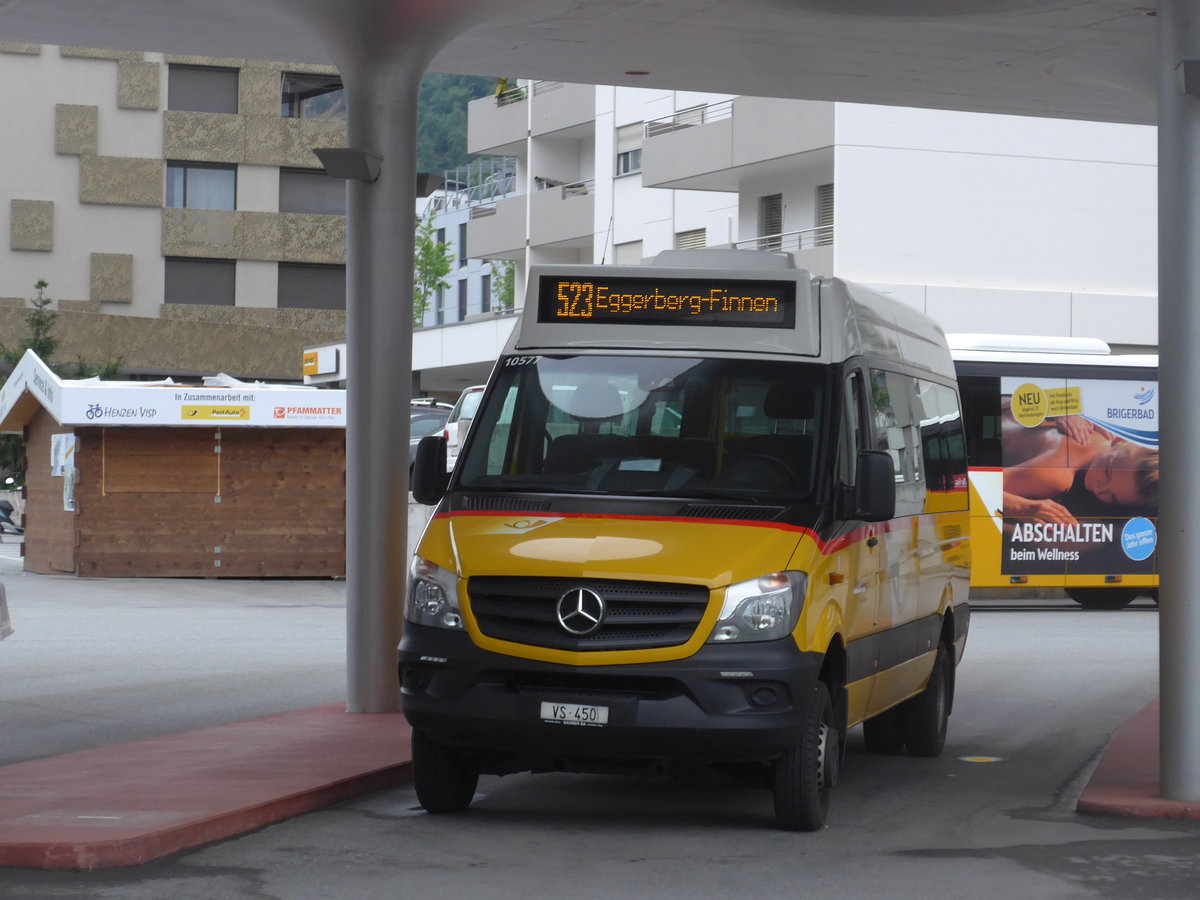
[287,0,493,713]
[1157,0,1200,799]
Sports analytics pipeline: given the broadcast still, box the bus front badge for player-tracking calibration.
[557,588,605,636]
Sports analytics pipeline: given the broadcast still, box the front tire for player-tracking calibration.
[773,681,838,831]
[412,729,479,814]
[900,641,952,758]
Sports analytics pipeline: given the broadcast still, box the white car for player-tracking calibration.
[443,385,485,471]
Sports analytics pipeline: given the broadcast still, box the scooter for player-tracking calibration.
[0,499,24,536]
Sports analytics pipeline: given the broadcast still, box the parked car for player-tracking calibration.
[443,385,485,471]
[409,400,452,472]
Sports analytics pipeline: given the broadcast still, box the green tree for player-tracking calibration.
[0,280,58,367]
[0,280,123,485]
[413,218,455,326]
[490,260,516,311]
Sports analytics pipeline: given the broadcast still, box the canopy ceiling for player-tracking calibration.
[0,0,1160,124]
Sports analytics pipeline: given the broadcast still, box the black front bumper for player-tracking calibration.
[398,625,822,773]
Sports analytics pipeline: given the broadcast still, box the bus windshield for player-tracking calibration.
[457,354,826,500]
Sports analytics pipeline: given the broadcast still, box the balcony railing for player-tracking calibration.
[733,225,834,253]
[645,100,734,138]
[535,177,595,198]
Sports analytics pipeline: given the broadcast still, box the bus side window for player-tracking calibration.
[957,374,1002,468]
[870,368,919,483]
[841,369,867,485]
[917,379,969,500]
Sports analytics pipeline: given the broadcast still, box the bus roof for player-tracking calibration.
[947,333,1157,370]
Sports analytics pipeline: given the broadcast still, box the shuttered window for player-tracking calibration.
[674,229,706,250]
[816,183,834,246]
[614,240,643,265]
[757,194,782,250]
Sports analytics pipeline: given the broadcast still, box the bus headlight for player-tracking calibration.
[405,557,465,630]
[707,572,805,643]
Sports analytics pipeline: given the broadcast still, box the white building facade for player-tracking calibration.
[412,80,1157,393]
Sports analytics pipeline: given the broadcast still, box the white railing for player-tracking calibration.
[535,177,595,198]
[645,100,734,138]
[733,225,834,253]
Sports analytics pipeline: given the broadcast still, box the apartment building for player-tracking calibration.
[0,42,348,380]
[409,80,1157,394]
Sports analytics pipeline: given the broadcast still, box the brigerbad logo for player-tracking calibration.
[1107,386,1157,421]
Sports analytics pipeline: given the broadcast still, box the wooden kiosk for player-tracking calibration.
[0,351,346,578]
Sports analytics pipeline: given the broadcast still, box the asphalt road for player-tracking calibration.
[3,554,1196,899]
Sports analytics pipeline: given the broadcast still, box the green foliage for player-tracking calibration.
[0,280,57,367]
[491,260,516,310]
[0,280,124,485]
[413,218,455,326]
[417,74,495,174]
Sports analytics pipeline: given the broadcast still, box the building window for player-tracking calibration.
[167,65,239,114]
[616,148,642,176]
[816,183,834,247]
[757,193,783,251]
[674,228,706,250]
[279,167,346,215]
[614,240,643,265]
[458,280,468,320]
[435,287,445,325]
[481,273,491,313]
[281,72,345,120]
[165,258,235,306]
[166,162,236,211]
[278,263,346,310]
[458,223,468,267]
[615,123,643,177]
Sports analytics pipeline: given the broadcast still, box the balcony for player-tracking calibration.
[642,97,835,191]
[726,226,834,277]
[468,81,595,156]
[530,178,595,249]
[465,195,526,260]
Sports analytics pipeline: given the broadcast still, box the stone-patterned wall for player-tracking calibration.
[79,155,164,206]
[162,208,344,263]
[90,253,134,303]
[54,104,99,155]
[0,303,344,380]
[10,200,53,251]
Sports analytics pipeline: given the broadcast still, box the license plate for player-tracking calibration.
[539,701,609,726]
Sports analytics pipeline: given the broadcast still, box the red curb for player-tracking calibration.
[0,703,413,870]
[1078,697,1200,819]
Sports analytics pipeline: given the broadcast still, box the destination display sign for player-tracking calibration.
[536,275,796,328]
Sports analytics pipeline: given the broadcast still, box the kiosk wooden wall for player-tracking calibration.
[23,411,345,577]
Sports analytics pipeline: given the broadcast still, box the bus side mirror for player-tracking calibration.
[854,450,896,522]
[412,435,450,505]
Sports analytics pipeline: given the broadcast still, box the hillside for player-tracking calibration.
[418,73,497,175]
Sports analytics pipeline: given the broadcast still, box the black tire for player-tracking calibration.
[773,681,839,831]
[412,729,479,814]
[900,641,952,758]
[862,705,906,755]
[1067,587,1138,610]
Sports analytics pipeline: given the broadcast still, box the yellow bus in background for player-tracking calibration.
[402,250,971,830]
[951,334,1158,610]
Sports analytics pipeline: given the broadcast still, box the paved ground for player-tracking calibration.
[0,541,1194,892]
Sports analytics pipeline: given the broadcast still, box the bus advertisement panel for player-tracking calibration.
[995,375,1158,578]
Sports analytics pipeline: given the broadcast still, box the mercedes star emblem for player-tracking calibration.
[556,587,606,636]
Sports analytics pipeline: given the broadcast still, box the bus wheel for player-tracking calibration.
[862,706,906,755]
[1066,587,1138,610]
[412,730,479,814]
[773,681,838,831]
[900,641,951,758]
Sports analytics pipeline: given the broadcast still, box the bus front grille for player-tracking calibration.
[467,576,709,651]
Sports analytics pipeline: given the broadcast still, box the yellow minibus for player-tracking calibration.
[404,249,971,830]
